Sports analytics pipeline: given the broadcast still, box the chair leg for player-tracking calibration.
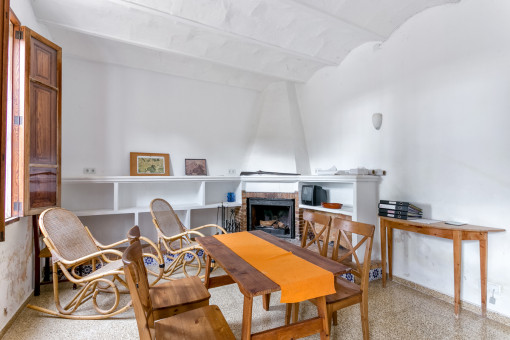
[360,299,369,340]
[327,308,333,333]
[285,303,292,325]
[332,310,338,326]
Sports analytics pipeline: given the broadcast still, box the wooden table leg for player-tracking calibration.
[242,295,253,340]
[292,303,299,323]
[204,254,212,289]
[380,219,387,287]
[387,226,393,281]
[453,230,462,317]
[480,232,488,317]
[262,293,270,311]
[316,296,329,340]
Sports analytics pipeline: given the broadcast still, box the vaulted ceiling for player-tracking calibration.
[31,0,459,91]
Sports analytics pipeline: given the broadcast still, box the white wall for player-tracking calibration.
[0,219,33,332]
[297,0,510,316]
[0,0,51,333]
[61,57,260,177]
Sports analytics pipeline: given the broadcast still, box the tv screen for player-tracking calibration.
[301,185,314,205]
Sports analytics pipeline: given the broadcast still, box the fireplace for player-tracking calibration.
[247,198,295,238]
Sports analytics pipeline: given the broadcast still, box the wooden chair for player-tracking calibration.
[26,208,158,319]
[301,210,332,256]
[286,217,375,339]
[123,240,235,340]
[150,198,227,279]
[127,226,211,320]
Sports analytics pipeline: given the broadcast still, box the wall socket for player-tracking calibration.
[227,169,236,175]
[488,282,501,295]
[488,282,501,304]
[83,168,96,175]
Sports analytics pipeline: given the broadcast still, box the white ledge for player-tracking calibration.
[63,174,381,183]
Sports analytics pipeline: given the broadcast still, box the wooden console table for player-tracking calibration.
[380,216,505,317]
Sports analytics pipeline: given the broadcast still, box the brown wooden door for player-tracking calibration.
[18,27,61,215]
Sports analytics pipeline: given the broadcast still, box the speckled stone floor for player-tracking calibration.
[4,276,510,340]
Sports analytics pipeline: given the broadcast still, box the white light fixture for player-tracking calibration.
[372,113,383,130]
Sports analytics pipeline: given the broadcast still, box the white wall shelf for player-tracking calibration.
[62,175,379,244]
[299,204,354,216]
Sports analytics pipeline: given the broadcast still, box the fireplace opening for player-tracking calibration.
[247,198,295,238]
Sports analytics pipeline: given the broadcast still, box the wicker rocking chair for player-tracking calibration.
[149,198,227,280]
[27,208,163,319]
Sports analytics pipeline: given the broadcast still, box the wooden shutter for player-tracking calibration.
[17,27,61,216]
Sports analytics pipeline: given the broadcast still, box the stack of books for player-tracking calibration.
[378,200,423,220]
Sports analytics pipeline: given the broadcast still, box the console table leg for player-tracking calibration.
[453,230,462,317]
[387,227,393,281]
[380,219,387,287]
[480,233,488,317]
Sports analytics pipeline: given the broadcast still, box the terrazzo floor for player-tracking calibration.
[4,276,510,340]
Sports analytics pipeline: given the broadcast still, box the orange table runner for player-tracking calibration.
[214,231,335,303]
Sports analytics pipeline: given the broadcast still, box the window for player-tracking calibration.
[2,9,62,237]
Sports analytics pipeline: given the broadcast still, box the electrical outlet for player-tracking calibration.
[228,169,236,175]
[488,282,501,296]
[83,168,96,175]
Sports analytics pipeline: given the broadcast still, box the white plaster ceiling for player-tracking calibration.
[31,0,459,91]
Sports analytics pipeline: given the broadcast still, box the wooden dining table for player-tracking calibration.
[196,230,350,340]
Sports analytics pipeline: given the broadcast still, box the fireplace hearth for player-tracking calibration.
[247,198,295,238]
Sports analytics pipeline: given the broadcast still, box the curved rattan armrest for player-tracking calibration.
[84,226,129,249]
[160,230,206,242]
[58,249,124,266]
[190,224,228,235]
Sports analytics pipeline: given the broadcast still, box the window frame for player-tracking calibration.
[4,9,20,225]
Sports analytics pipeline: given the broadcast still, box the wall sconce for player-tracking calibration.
[372,113,383,130]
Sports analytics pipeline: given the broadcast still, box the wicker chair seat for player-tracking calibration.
[84,259,124,280]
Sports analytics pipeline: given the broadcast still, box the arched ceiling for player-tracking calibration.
[31,0,459,90]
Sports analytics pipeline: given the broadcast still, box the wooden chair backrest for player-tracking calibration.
[127,225,141,244]
[150,198,187,237]
[301,211,331,256]
[39,208,99,262]
[330,217,374,292]
[123,240,154,340]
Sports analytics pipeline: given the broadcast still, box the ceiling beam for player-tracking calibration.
[284,0,387,40]
[41,19,306,84]
[118,0,337,66]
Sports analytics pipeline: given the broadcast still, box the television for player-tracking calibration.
[301,185,327,206]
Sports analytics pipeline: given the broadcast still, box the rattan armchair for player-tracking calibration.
[27,208,164,319]
[149,198,227,279]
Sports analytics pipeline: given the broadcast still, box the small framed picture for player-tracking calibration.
[185,159,207,176]
[130,152,170,176]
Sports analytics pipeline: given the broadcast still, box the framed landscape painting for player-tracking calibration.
[185,159,207,176]
[130,152,170,176]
